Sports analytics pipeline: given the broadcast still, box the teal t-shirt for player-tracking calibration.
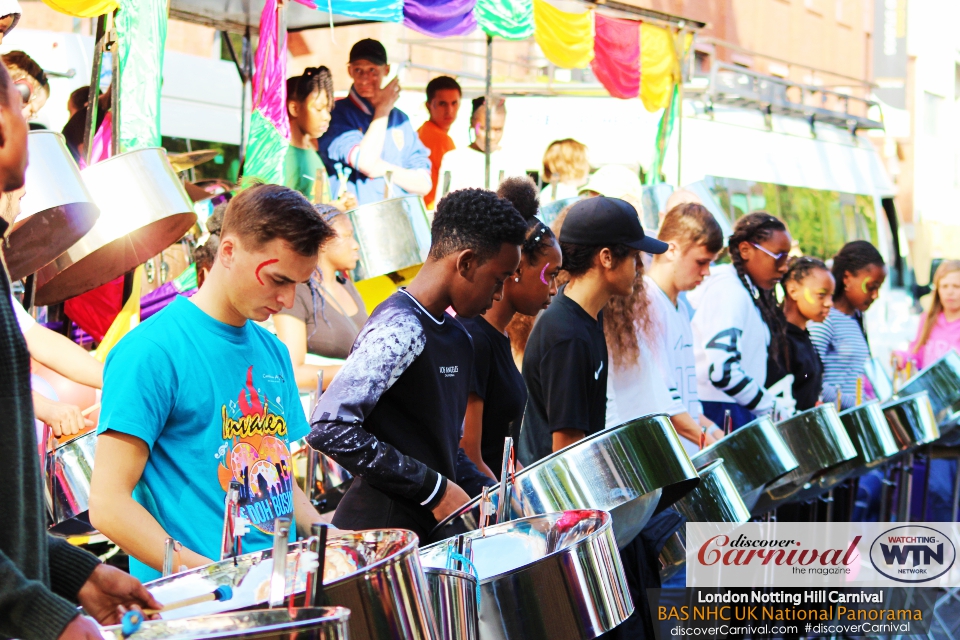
[98,296,309,581]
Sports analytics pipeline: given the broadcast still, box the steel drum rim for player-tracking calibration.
[880,390,941,448]
[423,565,479,584]
[318,528,421,584]
[431,413,694,534]
[344,194,426,212]
[898,351,960,390]
[100,606,352,639]
[424,509,612,584]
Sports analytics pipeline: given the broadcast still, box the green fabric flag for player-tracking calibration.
[116,0,167,151]
[476,0,533,40]
[243,109,288,187]
[648,84,679,185]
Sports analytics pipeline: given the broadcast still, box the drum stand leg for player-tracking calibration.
[879,464,897,523]
[847,477,860,522]
[897,454,914,523]
[920,446,931,522]
[823,489,835,523]
[952,453,960,522]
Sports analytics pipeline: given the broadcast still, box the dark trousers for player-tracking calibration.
[701,401,756,432]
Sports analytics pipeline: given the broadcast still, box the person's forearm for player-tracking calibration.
[669,412,703,444]
[89,492,210,573]
[293,364,341,392]
[385,166,431,195]
[356,114,389,177]
[292,482,323,538]
[552,429,585,453]
[461,444,496,481]
[25,325,103,388]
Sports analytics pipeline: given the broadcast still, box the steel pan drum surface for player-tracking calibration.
[691,416,798,511]
[145,529,438,640]
[348,196,431,281]
[101,607,350,639]
[660,460,750,583]
[46,429,97,534]
[899,351,960,430]
[434,414,700,548]
[760,404,856,502]
[425,567,478,640]
[6,130,99,281]
[35,147,197,306]
[881,392,940,451]
[421,510,633,640]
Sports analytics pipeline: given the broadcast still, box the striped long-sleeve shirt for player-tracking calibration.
[808,307,873,409]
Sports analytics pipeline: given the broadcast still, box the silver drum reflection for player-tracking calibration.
[881,392,940,451]
[433,414,700,548]
[755,404,856,511]
[348,196,431,281]
[421,510,633,640]
[691,416,798,512]
[425,567,478,640]
[100,607,351,640]
[45,430,97,535]
[144,530,438,640]
[899,351,960,430]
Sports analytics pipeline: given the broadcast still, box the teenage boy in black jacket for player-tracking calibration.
[308,188,528,539]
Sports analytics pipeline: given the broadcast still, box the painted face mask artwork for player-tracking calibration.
[540,262,550,286]
[255,259,279,285]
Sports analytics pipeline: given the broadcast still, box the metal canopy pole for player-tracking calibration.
[83,15,108,166]
[484,34,492,190]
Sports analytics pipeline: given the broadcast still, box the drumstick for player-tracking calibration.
[723,410,732,436]
[143,585,233,615]
[81,403,100,417]
[855,377,863,407]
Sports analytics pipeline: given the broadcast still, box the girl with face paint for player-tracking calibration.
[458,177,562,479]
[773,257,835,411]
[808,241,886,409]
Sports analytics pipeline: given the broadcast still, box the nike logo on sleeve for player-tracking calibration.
[594,361,604,380]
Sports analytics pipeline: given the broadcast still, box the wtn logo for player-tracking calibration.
[870,526,956,583]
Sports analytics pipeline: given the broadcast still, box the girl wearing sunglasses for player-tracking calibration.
[689,211,793,430]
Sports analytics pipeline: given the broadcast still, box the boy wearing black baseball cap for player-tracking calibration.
[518,196,667,465]
[317,38,432,206]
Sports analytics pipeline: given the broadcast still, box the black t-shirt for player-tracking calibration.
[785,322,824,411]
[518,286,608,467]
[459,315,527,478]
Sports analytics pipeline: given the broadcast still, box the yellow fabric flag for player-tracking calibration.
[42,0,119,18]
[94,268,141,363]
[533,0,594,69]
[640,23,678,112]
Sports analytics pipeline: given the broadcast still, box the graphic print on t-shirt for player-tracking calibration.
[216,365,295,534]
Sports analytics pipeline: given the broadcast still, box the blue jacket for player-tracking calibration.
[318,86,431,206]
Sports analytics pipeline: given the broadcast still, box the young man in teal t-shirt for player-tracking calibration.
[90,184,335,581]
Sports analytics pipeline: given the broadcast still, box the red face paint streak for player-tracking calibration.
[540,263,550,285]
[255,259,279,285]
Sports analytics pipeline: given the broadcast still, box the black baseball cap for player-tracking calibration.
[349,39,388,66]
[559,196,668,254]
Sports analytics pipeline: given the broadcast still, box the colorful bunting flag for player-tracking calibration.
[532,0,593,69]
[590,13,639,99]
[404,0,477,36]
[639,22,679,112]
[475,0,533,40]
[117,0,166,151]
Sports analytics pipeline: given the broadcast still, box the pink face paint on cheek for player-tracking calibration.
[255,259,279,285]
[540,263,550,285]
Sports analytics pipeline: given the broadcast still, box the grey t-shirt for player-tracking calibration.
[279,280,368,359]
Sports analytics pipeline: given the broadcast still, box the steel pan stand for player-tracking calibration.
[879,463,897,523]
[896,454,915,522]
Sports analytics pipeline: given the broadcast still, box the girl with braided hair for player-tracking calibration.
[689,212,792,430]
[459,177,562,479]
[809,240,886,409]
[778,257,835,411]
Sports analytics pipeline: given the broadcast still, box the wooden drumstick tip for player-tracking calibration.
[81,402,100,417]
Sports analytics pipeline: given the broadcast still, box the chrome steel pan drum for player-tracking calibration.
[433,414,700,547]
[425,567,478,640]
[6,130,99,281]
[421,510,633,640]
[881,392,940,451]
[660,460,751,583]
[145,530,438,640]
[101,607,351,639]
[755,404,856,510]
[792,402,900,502]
[899,351,960,430]
[35,147,197,306]
[691,416,798,511]
[45,430,96,535]
[348,195,431,281]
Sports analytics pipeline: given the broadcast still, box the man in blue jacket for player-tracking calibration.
[318,39,432,206]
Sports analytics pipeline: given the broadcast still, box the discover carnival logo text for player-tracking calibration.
[686,522,960,588]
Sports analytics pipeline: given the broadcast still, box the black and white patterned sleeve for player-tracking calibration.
[307,307,444,506]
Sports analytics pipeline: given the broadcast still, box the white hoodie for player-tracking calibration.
[688,264,774,415]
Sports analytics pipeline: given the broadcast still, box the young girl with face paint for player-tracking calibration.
[689,212,793,430]
[459,177,562,479]
[808,240,886,409]
[776,257,835,411]
[896,260,960,371]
